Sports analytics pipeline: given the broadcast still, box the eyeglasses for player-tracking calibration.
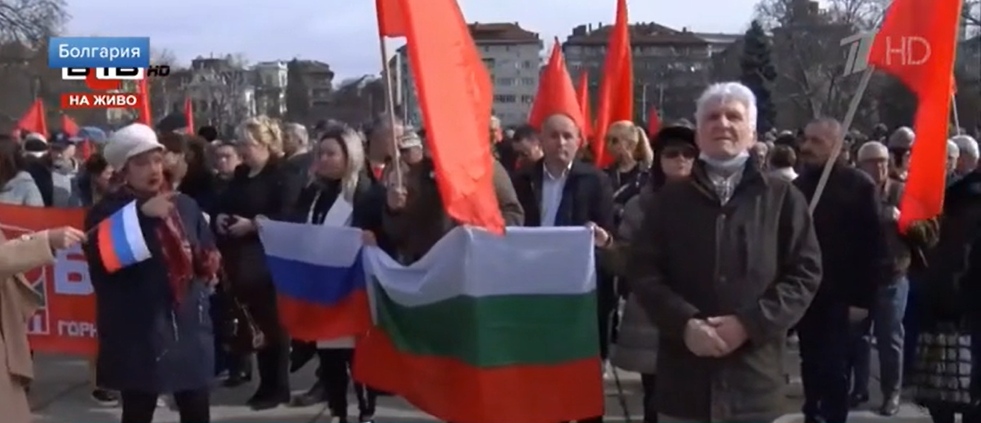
[662,147,696,159]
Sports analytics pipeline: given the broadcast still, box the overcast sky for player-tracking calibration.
[66,0,759,79]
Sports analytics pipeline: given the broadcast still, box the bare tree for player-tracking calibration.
[966,0,980,34]
[754,0,887,129]
[0,0,66,45]
[186,57,254,132]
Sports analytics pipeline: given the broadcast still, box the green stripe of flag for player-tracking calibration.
[375,286,600,368]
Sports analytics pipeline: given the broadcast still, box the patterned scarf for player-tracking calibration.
[121,183,221,309]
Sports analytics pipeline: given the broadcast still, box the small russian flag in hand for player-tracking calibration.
[97,200,152,273]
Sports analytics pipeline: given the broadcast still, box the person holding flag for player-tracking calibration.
[83,123,222,423]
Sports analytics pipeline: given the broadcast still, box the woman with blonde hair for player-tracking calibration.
[285,126,387,421]
[213,115,300,410]
[604,120,654,224]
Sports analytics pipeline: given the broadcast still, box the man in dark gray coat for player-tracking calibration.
[629,82,822,423]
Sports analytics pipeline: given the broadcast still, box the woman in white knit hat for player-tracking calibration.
[82,123,222,423]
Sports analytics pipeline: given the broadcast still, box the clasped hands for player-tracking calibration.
[683,315,749,357]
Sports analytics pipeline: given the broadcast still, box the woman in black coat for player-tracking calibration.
[84,123,221,423]
[212,116,301,410]
[283,126,387,421]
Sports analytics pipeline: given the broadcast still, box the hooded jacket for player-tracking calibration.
[0,171,44,207]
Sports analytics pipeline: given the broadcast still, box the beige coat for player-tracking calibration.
[0,230,52,423]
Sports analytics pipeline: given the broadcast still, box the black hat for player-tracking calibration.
[652,126,695,149]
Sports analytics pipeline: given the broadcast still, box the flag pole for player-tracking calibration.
[951,94,962,135]
[808,67,875,213]
[378,35,403,188]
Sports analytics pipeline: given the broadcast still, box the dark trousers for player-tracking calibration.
[256,336,289,394]
[121,388,209,423]
[797,301,850,423]
[318,348,377,418]
[641,373,658,423]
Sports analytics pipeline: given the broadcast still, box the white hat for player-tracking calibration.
[947,139,960,159]
[104,123,164,169]
[887,127,915,149]
[857,141,889,162]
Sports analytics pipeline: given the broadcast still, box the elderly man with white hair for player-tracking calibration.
[628,82,822,423]
[951,134,979,179]
[282,122,312,177]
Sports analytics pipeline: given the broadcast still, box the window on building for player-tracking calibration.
[521,77,536,86]
[520,95,534,104]
[497,77,516,86]
[494,94,517,103]
[522,60,534,69]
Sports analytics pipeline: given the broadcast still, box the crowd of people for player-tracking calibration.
[0,80,980,423]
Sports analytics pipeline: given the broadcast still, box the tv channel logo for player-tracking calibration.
[48,37,150,69]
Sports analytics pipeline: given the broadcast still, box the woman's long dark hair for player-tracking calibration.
[0,135,28,188]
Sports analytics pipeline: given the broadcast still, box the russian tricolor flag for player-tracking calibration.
[96,200,152,273]
[258,219,371,341]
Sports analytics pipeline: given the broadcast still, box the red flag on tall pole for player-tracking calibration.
[593,0,633,168]
[867,0,963,231]
[647,107,661,138]
[527,39,585,132]
[17,99,48,136]
[61,114,80,136]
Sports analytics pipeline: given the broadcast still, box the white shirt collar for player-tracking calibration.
[543,161,573,181]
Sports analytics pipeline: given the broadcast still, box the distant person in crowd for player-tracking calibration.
[156,112,189,135]
[491,116,518,170]
[749,140,769,171]
[49,132,82,207]
[383,123,523,264]
[767,144,798,182]
[629,82,822,423]
[510,124,543,172]
[365,117,405,182]
[21,133,55,206]
[0,136,44,207]
[282,123,312,178]
[511,110,614,423]
[212,141,241,196]
[178,136,218,212]
[284,127,387,422]
[951,135,979,179]
[197,126,219,143]
[887,127,914,181]
[945,139,961,186]
[907,138,981,423]
[2,226,86,423]
[76,153,114,207]
[214,116,299,410]
[849,141,933,416]
[604,120,654,226]
[609,125,697,423]
[158,133,189,190]
[83,123,221,423]
[795,117,886,423]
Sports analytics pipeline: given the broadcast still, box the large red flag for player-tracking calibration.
[527,39,585,132]
[375,0,406,37]
[17,99,47,135]
[868,0,963,231]
[593,0,633,168]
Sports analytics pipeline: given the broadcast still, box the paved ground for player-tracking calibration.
[28,348,933,423]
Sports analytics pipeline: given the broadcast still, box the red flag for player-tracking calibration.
[575,71,592,139]
[527,39,585,132]
[135,77,152,125]
[647,107,661,138]
[868,0,963,231]
[386,0,501,233]
[78,140,92,160]
[17,99,47,136]
[61,114,80,136]
[593,0,633,168]
[376,0,406,37]
[184,97,195,134]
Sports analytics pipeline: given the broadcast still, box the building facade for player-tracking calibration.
[285,59,335,124]
[394,22,542,128]
[253,60,288,117]
[563,22,721,123]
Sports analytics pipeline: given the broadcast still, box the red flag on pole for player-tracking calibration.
[17,99,48,136]
[184,97,195,134]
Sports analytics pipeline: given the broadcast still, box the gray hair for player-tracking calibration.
[951,134,979,159]
[283,123,309,147]
[888,127,915,149]
[947,139,960,159]
[695,82,758,132]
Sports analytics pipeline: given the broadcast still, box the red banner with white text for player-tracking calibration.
[0,205,97,355]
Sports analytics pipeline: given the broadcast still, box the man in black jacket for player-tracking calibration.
[794,117,887,423]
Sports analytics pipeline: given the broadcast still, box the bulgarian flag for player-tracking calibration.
[354,226,604,423]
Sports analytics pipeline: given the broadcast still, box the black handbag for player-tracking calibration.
[216,282,266,353]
